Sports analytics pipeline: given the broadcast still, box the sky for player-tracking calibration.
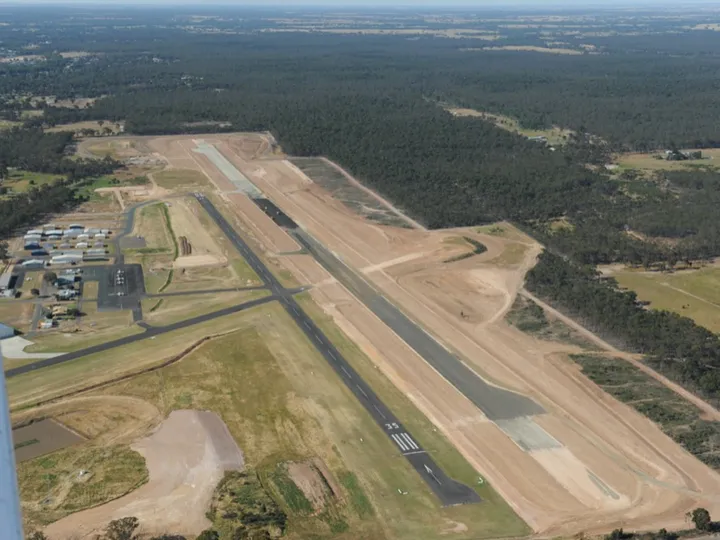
[8,0,720,5]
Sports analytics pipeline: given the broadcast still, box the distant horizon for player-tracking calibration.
[4,0,720,7]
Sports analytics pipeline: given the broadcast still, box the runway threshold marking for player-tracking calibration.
[193,194,481,506]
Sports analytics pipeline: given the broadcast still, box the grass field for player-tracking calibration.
[12,297,528,538]
[141,290,269,325]
[0,300,34,334]
[46,120,122,135]
[1,169,61,196]
[153,169,212,191]
[294,293,529,539]
[612,267,720,333]
[19,444,147,530]
[445,107,573,146]
[7,306,279,409]
[615,149,720,173]
[24,302,141,354]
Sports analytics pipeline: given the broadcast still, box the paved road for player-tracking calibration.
[195,194,480,506]
[292,231,544,421]
[5,294,276,378]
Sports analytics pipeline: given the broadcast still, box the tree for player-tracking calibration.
[196,532,219,540]
[30,288,40,297]
[691,508,712,531]
[150,536,186,540]
[43,271,57,284]
[27,532,49,540]
[104,517,140,540]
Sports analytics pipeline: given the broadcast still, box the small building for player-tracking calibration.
[21,259,45,268]
[94,233,106,240]
[39,320,55,330]
[68,224,84,230]
[27,229,43,236]
[84,228,100,235]
[30,250,48,257]
[45,229,64,237]
[24,234,42,241]
[56,289,78,300]
[24,243,41,251]
[50,254,83,265]
[0,323,15,340]
[62,229,80,238]
[75,242,89,249]
[76,234,90,241]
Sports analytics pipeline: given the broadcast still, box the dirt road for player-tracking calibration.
[522,289,720,423]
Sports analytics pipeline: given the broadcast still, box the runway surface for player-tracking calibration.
[5,294,277,378]
[6,192,481,506]
[195,194,480,506]
[291,230,544,421]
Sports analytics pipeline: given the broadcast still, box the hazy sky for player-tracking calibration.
[6,0,718,5]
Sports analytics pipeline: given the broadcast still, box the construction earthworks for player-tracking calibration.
[134,132,720,536]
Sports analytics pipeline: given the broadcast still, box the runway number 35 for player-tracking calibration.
[385,422,400,430]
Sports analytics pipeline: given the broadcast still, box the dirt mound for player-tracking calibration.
[45,410,244,539]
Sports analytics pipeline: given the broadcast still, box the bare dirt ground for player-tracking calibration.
[45,410,244,539]
[115,132,720,536]
[167,197,228,268]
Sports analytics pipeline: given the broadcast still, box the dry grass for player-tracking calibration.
[615,150,720,172]
[141,290,269,326]
[87,301,526,539]
[47,121,122,135]
[611,266,720,333]
[19,444,148,531]
[154,168,212,191]
[445,107,573,145]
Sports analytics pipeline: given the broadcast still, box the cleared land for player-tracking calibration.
[167,197,228,268]
[615,149,720,173]
[607,265,720,333]
[47,121,123,135]
[142,133,720,535]
[289,157,416,228]
[31,131,720,537]
[46,410,244,538]
[445,107,573,146]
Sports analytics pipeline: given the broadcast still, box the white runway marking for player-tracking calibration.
[392,434,409,451]
[341,366,352,378]
[356,384,368,398]
[401,433,419,450]
[373,404,387,419]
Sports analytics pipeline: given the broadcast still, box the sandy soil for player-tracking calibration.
[167,197,227,268]
[120,133,720,536]
[45,410,244,539]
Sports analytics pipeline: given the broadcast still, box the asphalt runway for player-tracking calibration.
[195,194,480,506]
[5,294,276,378]
[292,230,544,421]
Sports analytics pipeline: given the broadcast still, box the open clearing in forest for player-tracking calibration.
[445,107,573,145]
[615,149,720,173]
[606,265,720,333]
